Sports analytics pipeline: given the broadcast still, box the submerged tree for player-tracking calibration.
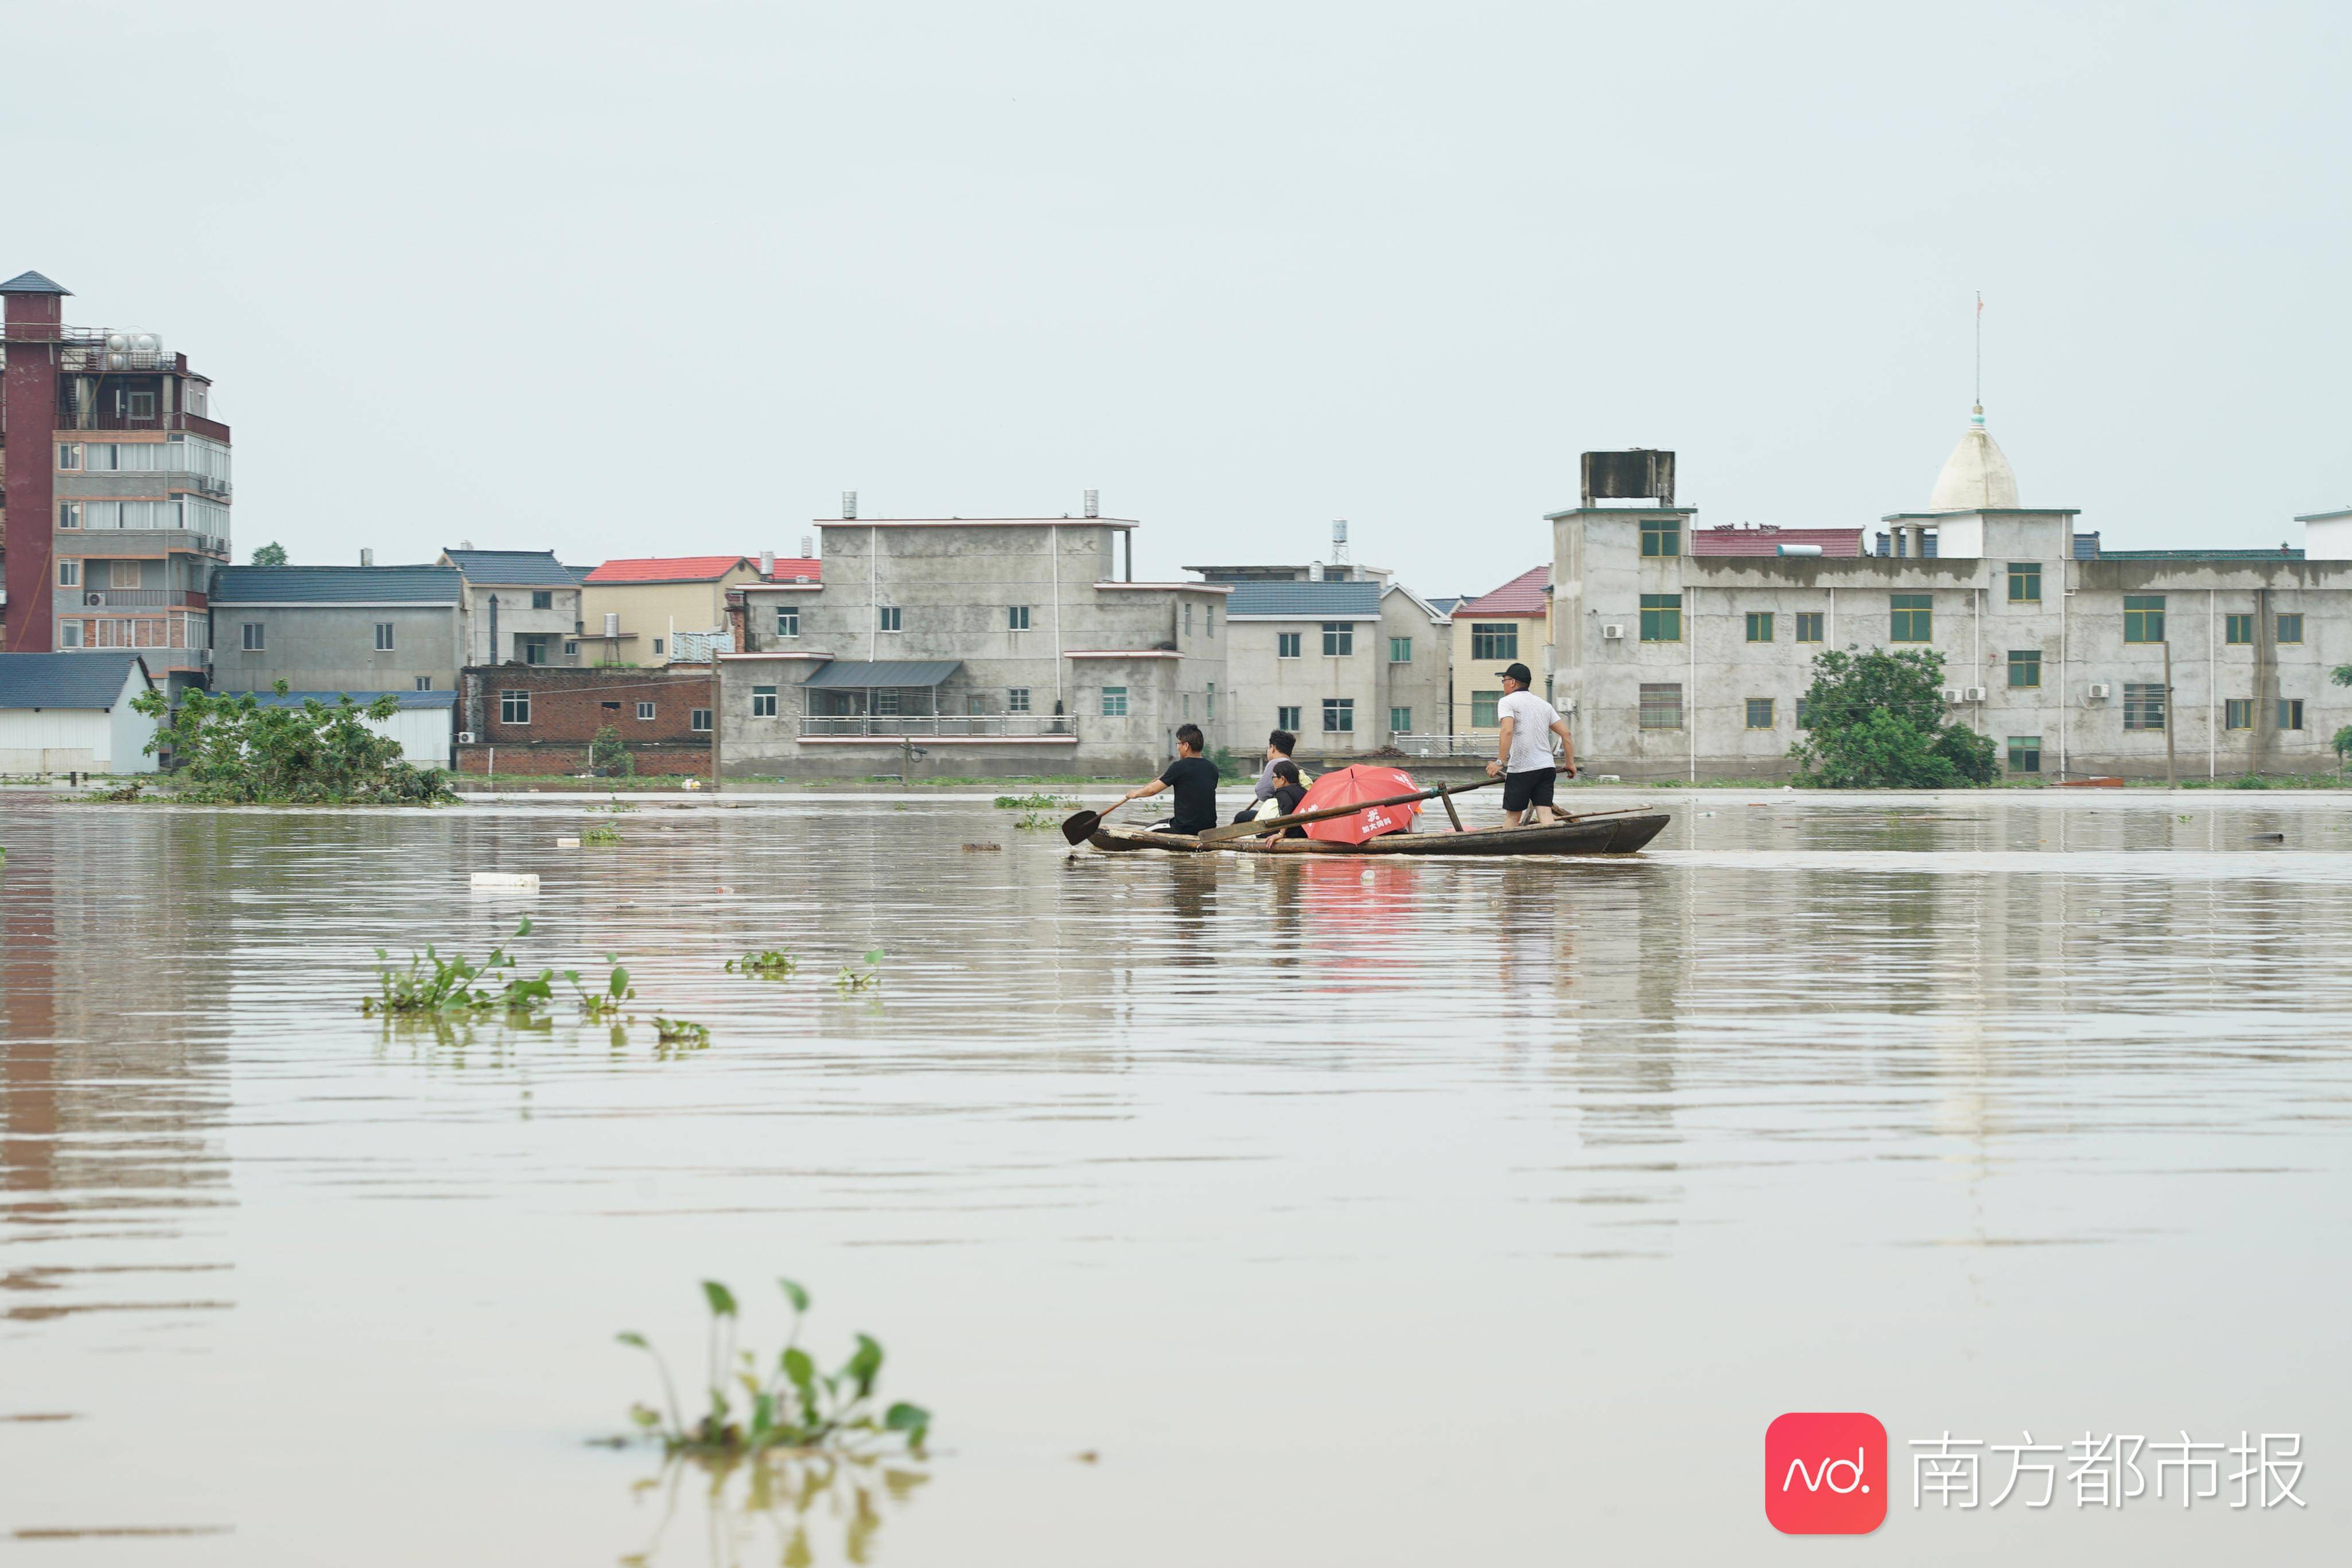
[1787,647,1998,789]
[127,682,457,804]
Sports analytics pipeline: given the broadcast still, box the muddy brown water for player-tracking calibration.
[2,791,2346,1563]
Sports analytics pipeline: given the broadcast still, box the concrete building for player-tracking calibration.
[1,271,231,695]
[440,549,582,667]
[718,503,1227,779]
[1445,565,1551,748]
[208,565,465,695]
[0,652,159,773]
[456,662,714,777]
[580,554,785,665]
[1552,429,2352,781]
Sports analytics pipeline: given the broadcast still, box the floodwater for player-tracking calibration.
[2,789,2347,1564]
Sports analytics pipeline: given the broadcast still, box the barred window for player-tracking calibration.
[1638,683,1684,730]
[2122,682,2166,731]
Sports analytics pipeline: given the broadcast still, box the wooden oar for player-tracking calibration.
[1059,797,1124,846]
[1196,776,1502,844]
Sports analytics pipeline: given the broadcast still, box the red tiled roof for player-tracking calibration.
[585,555,753,584]
[1456,565,1549,616]
[759,558,822,581]
[1689,526,1864,557]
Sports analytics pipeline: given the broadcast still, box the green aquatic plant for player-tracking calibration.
[618,1278,930,1456]
[725,950,796,976]
[993,792,1074,811]
[589,796,639,814]
[652,1017,711,1045]
[566,957,635,1017]
[362,919,556,1014]
[835,950,885,991]
[580,824,622,846]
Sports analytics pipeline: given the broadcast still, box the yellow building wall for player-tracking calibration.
[1447,610,1549,735]
[580,566,760,665]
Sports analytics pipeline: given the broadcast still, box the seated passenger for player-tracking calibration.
[1251,759,1308,838]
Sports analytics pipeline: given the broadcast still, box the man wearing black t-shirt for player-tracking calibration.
[1111,723,1219,835]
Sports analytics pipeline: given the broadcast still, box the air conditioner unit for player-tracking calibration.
[457,731,477,745]
[1964,686,1988,702]
[84,591,103,606]
[2088,683,2112,701]
[1941,687,1961,702]
[1601,624,1625,640]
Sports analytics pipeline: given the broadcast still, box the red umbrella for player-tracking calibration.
[1297,764,1423,844]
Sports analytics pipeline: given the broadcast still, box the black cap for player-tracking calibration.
[1499,662,1533,685]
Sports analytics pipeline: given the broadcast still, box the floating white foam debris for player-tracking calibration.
[557,838,581,849]
[471,871,539,892]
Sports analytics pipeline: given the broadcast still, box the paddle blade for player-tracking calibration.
[1059,809,1102,846]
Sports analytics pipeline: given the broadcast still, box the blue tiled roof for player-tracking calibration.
[210,566,461,604]
[2095,548,2305,561]
[243,689,457,710]
[1223,580,1383,617]
[0,653,148,710]
[442,550,577,586]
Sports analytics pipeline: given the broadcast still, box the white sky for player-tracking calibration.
[9,2,2346,595]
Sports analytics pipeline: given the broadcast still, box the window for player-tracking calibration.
[1471,622,1518,660]
[60,622,83,648]
[2122,594,2165,643]
[501,690,530,724]
[1184,604,1194,636]
[1639,594,1682,643]
[1277,705,1301,730]
[1795,697,1811,728]
[1389,706,1412,734]
[58,502,81,530]
[752,686,777,717]
[1008,605,1031,631]
[1101,686,1128,717]
[2122,682,2166,731]
[637,701,655,721]
[2226,613,2254,645]
[652,638,664,655]
[242,622,265,651]
[1008,688,1031,713]
[58,559,80,587]
[375,622,395,651]
[1182,693,1191,719]
[878,606,901,632]
[415,676,433,692]
[690,709,713,733]
[2007,736,2042,773]
[1206,682,1216,719]
[1890,593,1933,643]
[1471,690,1500,727]
[775,605,800,637]
[1323,697,1354,733]
[1745,697,1775,729]
[874,688,902,716]
[524,637,548,666]
[1322,623,1353,656]
[1277,632,1303,659]
[2008,562,2042,603]
[2225,698,2253,730]
[1638,683,1684,730]
[1745,612,1774,643]
[970,694,988,717]
[126,390,155,419]
[1795,612,1824,643]
[2279,699,2305,732]
[1206,605,1215,638]
[1640,516,1681,557]
[1389,636,1412,663]
[2008,648,2041,688]
[2277,613,2304,645]
[57,442,81,470]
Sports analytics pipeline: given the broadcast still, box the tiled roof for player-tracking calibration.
[584,555,752,585]
[0,652,147,710]
[803,660,962,690]
[2095,548,2306,561]
[210,566,461,604]
[243,688,457,710]
[760,557,822,582]
[1223,580,1382,617]
[441,550,577,586]
[1691,526,1864,557]
[1456,565,1549,617]
[0,270,70,295]
[1426,596,1463,614]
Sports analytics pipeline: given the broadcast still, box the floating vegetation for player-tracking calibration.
[725,950,796,977]
[835,950,885,991]
[580,824,622,846]
[651,1017,711,1045]
[362,919,557,1015]
[996,791,1078,830]
[567,958,635,1017]
[616,1449,927,1568]
[617,1279,930,1457]
[589,796,639,814]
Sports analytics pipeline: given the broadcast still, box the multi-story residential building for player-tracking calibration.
[1552,426,2352,781]
[719,500,1227,778]
[1,271,231,695]
[440,548,582,667]
[579,553,798,665]
[209,563,465,695]
[1446,565,1551,745]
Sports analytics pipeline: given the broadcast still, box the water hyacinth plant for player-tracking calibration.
[362,919,556,1014]
[580,824,622,846]
[725,950,796,976]
[619,1279,931,1456]
[835,951,885,991]
[567,957,635,1017]
[651,1017,711,1045]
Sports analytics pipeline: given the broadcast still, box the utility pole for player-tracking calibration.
[2163,639,2177,789]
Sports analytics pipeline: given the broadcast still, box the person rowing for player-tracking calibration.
[1108,722,1219,835]
[1483,662,1576,825]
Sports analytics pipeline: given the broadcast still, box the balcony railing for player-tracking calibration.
[1392,733,1494,757]
[67,589,207,610]
[801,714,1075,738]
[55,408,230,438]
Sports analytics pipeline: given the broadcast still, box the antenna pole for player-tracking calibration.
[1974,291,1983,406]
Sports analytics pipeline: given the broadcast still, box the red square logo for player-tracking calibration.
[1766,1413,1888,1535]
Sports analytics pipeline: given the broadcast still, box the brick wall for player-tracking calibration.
[454,741,711,777]
[457,663,715,775]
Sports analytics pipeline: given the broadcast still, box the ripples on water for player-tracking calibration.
[2,792,2347,1564]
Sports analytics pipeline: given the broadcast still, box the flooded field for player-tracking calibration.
[2,790,2347,1563]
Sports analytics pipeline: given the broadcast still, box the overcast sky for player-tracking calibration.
[9,2,2346,593]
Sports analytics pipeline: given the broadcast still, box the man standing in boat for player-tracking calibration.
[1111,722,1220,835]
[1484,663,1575,825]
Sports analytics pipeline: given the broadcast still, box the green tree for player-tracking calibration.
[250,542,288,567]
[588,725,635,776]
[127,681,456,804]
[1788,647,1999,788]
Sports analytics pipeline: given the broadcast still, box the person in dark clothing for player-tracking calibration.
[1112,723,1219,835]
[1265,758,1308,838]
[1233,727,1300,822]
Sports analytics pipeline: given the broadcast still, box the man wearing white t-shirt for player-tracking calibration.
[1483,662,1576,825]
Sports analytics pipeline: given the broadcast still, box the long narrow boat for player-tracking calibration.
[1089,811,1671,857]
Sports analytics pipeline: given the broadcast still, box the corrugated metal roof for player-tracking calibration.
[1456,565,1549,616]
[211,565,462,604]
[0,652,147,710]
[441,550,578,586]
[584,555,752,585]
[802,660,962,690]
[1223,581,1382,617]
[1691,526,1864,557]
[241,689,457,710]
[2094,548,2306,561]
[2074,532,2100,561]
[0,270,70,295]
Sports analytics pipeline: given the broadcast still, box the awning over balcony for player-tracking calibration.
[801,659,962,690]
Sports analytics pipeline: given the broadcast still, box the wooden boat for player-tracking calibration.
[1089,811,1671,857]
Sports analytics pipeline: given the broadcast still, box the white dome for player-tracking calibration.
[1929,404,2019,511]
